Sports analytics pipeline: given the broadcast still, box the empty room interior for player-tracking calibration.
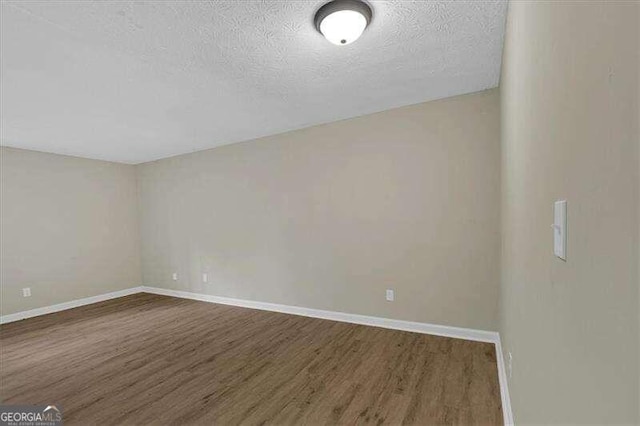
[0,0,638,425]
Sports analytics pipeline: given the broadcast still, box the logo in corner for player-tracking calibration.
[0,404,63,426]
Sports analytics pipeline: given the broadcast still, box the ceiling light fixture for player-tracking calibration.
[314,0,372,46]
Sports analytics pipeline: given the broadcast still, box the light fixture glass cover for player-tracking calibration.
[315,0,372,46]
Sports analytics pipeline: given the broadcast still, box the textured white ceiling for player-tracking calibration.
[1,1,507,164]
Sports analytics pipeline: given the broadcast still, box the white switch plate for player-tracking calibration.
[172,272,178,281]
[202,273,208,283]
[22,287,31,297]
[553,200,567,260]
[386,289,394,302]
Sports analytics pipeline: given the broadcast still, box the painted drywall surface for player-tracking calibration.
[0,147,141,315]
[138,89,501,331]
[500,1,639,423]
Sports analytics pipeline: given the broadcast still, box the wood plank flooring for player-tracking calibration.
[0,293,502,425]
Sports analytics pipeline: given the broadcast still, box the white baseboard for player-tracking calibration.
[0,284,513,425]
[0,286,143,324]
[495,336,514,425]
[141,286,498,343]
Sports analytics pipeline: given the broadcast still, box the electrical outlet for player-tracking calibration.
[172,272,178,281]
[202,273,208,283]
[507,352,513,379]
[22,287,31,297]
[386,289,394,302]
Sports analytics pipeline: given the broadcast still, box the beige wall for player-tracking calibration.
[137,89,501,331]
[500,1,639,424]
[0,147,141,315]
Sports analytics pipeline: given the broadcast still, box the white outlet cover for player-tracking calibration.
[386,289,395,302]
[22,287,31,297]
[172,273,178,281]
[202,273,208,283]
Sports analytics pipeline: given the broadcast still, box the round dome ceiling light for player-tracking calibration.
[314,0,372,46]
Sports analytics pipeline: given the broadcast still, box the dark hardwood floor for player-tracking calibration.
[0,293,502,425]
